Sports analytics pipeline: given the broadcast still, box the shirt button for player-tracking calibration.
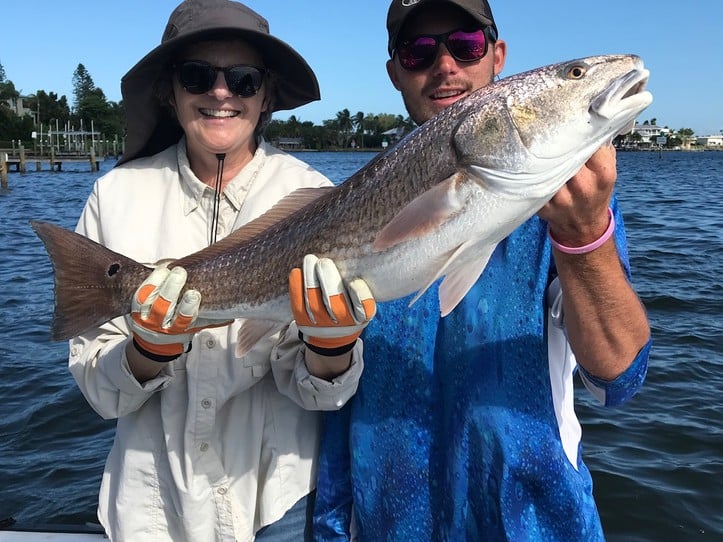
[200,442,209,452]
[205,338,216,349]
[201,399,212,409]
[217,487,227,495]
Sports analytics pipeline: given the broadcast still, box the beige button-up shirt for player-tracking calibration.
[69,140,363,541]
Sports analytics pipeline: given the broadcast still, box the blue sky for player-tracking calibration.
[1,1,720,135]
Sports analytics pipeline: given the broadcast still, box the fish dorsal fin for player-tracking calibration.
[373,173,465,251]
[408,240,497,316]
[176,187,331,268]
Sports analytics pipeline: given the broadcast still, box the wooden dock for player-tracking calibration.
[1,149,102,187]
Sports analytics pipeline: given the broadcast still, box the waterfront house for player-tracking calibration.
[631,122,671,143]
[275,137,304,150]
[695,135,723,147]
[3,95,34,118]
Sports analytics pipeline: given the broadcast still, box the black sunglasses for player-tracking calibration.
[175,60,266,97]
[395,27,497,71]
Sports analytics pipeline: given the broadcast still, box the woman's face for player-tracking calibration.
[171,39,269,166]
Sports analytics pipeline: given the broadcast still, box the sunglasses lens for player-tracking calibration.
[178,61,216,94]
[447,30,487,61]
[225,66,264,97]
[397,28,489,71]
[398,37,438,71]
[177,62,264,97]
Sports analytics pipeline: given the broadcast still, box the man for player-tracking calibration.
[314,1,651,540]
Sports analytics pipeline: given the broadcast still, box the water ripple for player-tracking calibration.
[1,152,721,538]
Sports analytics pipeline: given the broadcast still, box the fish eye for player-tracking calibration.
[566,63,587,79]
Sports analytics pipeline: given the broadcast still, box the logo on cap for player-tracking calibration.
[402,0,422,6]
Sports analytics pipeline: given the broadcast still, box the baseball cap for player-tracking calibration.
[387,0,498,57]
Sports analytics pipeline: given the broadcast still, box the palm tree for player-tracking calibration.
[287,115,300,137]
[335,109,353,147]
[353,111,365,149]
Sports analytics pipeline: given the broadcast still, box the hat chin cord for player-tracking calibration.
[210,153,226,246]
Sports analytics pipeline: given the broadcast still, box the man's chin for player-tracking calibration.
[419,101,455,124]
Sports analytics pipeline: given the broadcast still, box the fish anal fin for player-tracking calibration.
[438,243,497,316]
[235,320,283,358]
[373,173,464,252]
[406,240,497,316]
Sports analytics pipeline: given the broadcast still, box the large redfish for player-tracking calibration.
[31,54,652,351]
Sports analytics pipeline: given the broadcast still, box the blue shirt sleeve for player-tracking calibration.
[577,338,651,406]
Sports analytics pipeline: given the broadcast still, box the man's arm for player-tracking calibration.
[540,144,650,380]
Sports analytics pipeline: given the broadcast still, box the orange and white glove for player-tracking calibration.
[129,266,210,362]
[289,254,376,356]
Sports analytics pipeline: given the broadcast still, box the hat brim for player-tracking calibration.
[119,28,319,165]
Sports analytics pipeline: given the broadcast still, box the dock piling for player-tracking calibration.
[1,153,7,188]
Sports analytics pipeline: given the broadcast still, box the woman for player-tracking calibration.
[69,1,374,540]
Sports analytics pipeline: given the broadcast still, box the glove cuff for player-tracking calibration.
[132,335,190,363]
[298,330,357,357]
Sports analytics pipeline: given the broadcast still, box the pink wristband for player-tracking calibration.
[548,208,615,255]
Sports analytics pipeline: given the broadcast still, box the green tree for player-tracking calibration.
[70,64,124,143]
[75,88,123,142]
[0,61,6,82]
[286,114,301,137]
[0,105,35,140]
[353,111,365,148]
[0,79,18,102]
[677,127,695,147]
[72,63,96,112]
[665,135,682,148]
[335,108,353,147]
[25,90,71,126]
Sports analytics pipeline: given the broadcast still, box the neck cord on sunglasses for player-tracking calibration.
[210,153,225,246]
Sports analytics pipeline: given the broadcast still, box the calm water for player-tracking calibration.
[0,151,721,540]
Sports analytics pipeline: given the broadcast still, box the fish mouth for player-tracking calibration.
[591,65,653,135]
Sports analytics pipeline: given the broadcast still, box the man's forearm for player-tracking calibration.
[554,239,650,380]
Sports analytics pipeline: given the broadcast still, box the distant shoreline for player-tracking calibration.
[617,147,722,152]
[285,146,723,153]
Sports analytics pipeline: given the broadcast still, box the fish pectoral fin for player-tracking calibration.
[438,243,497,316]
[235,320,283,358]
[373,173,465,251]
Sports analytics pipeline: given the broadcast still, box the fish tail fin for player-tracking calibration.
[30,220,150,341]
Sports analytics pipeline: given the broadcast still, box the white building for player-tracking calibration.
[631,123,671,142]
[696,135,723,147]
[3,95,34,117]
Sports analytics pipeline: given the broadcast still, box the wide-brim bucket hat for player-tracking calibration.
[118,0,320,165]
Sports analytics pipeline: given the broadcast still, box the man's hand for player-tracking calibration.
[539,144,617,247]
[289,254,376,356]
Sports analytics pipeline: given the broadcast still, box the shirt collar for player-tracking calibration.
[177,137,269,215]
